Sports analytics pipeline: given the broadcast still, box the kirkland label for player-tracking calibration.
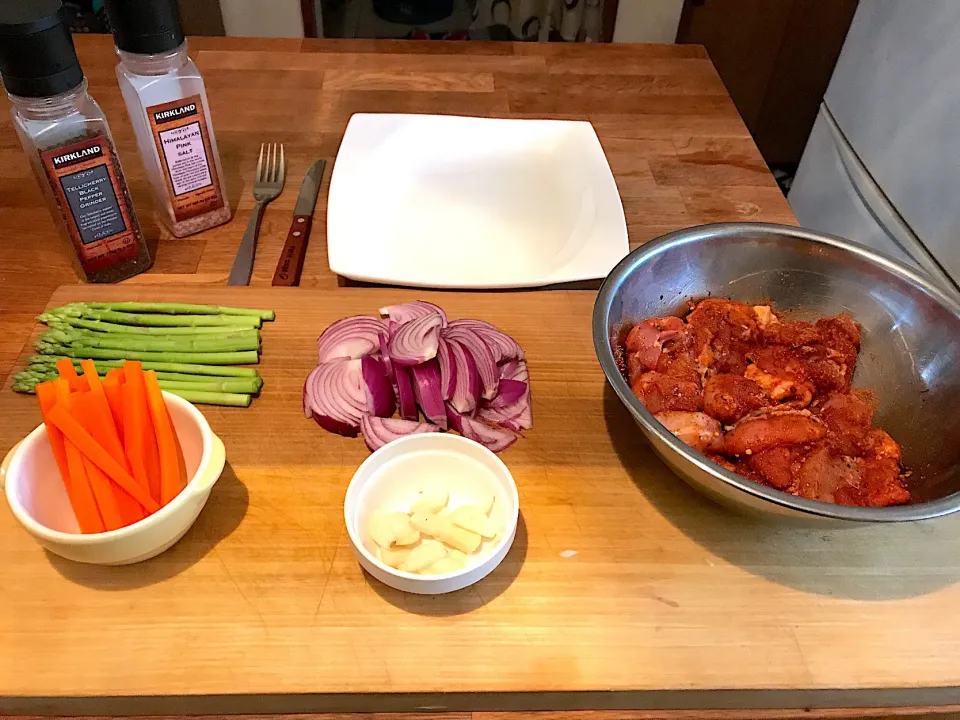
[147,95,225,222]
[41,135,139,272]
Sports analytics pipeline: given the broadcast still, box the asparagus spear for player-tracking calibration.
[34,342,259,365]
[12,374,251,407]
[14,369,262,395]
[42,328,261,353]
[41,305,260,328]
[164,389,252,407]
[155,378,261,394]
[155,372,262,389]
[27,356,261,377]
[48,317,255,335]
[84,302,275,321]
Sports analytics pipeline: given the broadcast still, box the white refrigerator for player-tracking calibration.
[789,0,960,297]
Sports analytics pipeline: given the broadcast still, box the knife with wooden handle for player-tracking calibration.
[272,159,326,286]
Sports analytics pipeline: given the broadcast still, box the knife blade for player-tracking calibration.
[272,159,326,286]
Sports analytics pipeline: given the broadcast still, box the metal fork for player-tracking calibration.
[228,142,286,285]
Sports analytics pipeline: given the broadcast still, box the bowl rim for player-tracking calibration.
[343,432,520,581]
[593,221,960,523]
[4,391,218,543]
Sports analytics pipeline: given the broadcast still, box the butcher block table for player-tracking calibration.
[1,36,957,720]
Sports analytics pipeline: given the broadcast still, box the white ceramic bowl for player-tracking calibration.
[1,392,226,565]
[344,433,519,594]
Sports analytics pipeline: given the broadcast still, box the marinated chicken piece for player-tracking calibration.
[797,347,851,393]
[816,391,875,455]
[795,445,908,508]
[795,446,864,504]
[748,446,803,491]
[703,373,769,425]
[654,329,702,385]
[762,319,822,348]
[625,317,685,375]
[631,371,702,414]
[744,362,814,407]
[654,411,725,453]
[687,298,761,375]
[706,453,739,473]
[860,456,910,507]
[753,305,778,328]
[864,428,901,461]
[687,298,761,341]
[724,408,826,457]
[816,314,861,363]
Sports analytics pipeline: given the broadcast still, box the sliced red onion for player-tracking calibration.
[302,374,314,419]
[499,360,529,383]
[316,316,386,363]
[484,392,532,431]
[442,325,498,400]
[395,364,418,421]
[445,403,464,434]
[361,355,396,418]
[309,303,530,453]
[411,359,447,429]
[457,412,518,453]
[448,319,523,363]
[437,338,457,400]
[390,313,443,366]
[489,378,526,408]
[360,415,441,452]
[378,332,394,380]
[306,359,365,437]
[447,338,481,413]
[478,407,522,433]
[380,301,448,327]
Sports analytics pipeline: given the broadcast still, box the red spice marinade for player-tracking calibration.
[621,298,911,508]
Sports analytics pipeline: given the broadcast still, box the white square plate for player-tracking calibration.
[327,114,628,289]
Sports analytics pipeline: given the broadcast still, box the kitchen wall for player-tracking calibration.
[205,0,684,41]
[219,0,304,37]
[613,0,683,43]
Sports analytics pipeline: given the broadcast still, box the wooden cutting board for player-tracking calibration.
[2,285,960,714]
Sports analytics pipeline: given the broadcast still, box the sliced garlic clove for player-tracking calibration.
[409,487,449,515]
[410,511,482,554]
[423,555,466,575]
[400,541,447,573]
[369,511,420,548]
[449,505,499,539]
[380,545,414,569]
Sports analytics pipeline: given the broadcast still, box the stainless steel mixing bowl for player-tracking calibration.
[593,222,960,523]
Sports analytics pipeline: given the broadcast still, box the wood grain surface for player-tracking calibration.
[3,34,933,720]
[3,286,960,718]
[0,35,794,388]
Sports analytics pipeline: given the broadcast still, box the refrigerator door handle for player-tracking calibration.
[822,104,960,296]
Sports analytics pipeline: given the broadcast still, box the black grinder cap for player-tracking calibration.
[105,0,184,55]
[0,0,84,98]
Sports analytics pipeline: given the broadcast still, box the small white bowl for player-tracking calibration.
[1,392,226,565]
[344,433,519,594]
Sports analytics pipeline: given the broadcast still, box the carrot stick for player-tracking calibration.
[35,382,70,486]
[78,453,125,530]
[62,436,107,533]
[105,368,126,386]
[102,378,124,445]
[124,362,162,504]
[36,382,103,534]
[71,392,144,526]
[144,370,185,505]
[121,381,151,504]
[56,357,88,392]
[45,402,159,513]
[80,360,127,468]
